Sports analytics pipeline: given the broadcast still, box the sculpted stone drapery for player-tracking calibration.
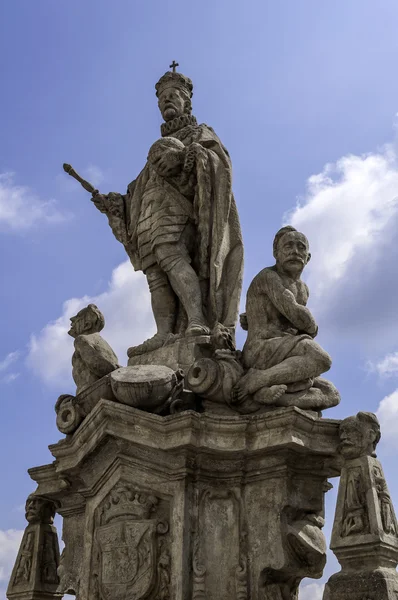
[92,69,243,357]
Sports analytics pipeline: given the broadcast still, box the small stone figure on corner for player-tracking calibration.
[339,411,381,459]
[233,226,340,412]
[55,304,120,435]
[68,303,119,394]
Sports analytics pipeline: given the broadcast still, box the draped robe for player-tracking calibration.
[102,119,244,332]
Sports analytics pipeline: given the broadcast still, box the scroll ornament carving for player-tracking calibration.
[192,487,248,599]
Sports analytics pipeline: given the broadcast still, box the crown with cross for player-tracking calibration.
[102,484,159,524]
[155,61,193,99]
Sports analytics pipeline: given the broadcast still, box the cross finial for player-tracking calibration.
[169,60,179,73]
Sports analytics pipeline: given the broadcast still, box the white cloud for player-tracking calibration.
[287,144,398,299]
[0,529,23,583]
[285,141,398,351]
[369,351,398,377]
[27,261,155,389]
[0,351,20,372]
[0,172,68,231]
[0,351,20,385]
[376,388,398,446]
[299,581,324,600]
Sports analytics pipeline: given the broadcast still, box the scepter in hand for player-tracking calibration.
[63,163,107,211]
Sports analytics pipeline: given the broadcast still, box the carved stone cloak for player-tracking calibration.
[107,123,244,332]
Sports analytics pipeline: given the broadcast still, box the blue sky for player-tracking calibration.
[2,1,398,597]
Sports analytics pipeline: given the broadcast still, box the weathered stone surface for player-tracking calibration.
[65,66,244,362]
[55,374,116,435]
[231,226,340,414]
[26,400,341,600]
[128,334,213,372]
[68,304,119,394]
[7,495,61,600]
[110,364,184,413]
[186,350,243,414]
[323,412,398,599]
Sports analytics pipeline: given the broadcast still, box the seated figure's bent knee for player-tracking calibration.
[310,340,332,373]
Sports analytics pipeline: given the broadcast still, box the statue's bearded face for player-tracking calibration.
[339,417,377,459]
[275,231,310,276]
[158,87,187,122]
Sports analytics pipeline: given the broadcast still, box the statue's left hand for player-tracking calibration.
[153,148,184,177]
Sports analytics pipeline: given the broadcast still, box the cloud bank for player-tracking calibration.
[286,143,398,352]
[0,172,68,231]
[27,261,155,388]
[286,133,398,444]
[299,582,324,599]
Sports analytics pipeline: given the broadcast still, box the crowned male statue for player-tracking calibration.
[90,64,243,356]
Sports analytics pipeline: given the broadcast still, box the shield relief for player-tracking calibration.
[96,519,157,600]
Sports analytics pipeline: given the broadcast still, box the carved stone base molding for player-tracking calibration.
[323,568,398,600]
[23,400,341,600]
[324,419,398,600]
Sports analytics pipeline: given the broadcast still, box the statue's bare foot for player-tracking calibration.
[127,333,170,357]
[232,370,264,404]
[253,384,287,405]
[286,378,313,393]
[186,320,211,337]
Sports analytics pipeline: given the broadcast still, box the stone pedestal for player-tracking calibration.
[7,521,61,600]
[28,401,340,600]
[323,455,398,600]
[127,335,213,372]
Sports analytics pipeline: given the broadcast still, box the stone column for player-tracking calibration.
[7,495,61,600]
[27,399,341,600]
[324,412,398,599]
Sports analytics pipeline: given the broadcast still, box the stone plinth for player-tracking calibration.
[324,454,398,600]
[127,335,213,372]
[28,402,341,600]
[7,520,61,600]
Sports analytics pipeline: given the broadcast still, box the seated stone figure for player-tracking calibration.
[233,226,340,411]
[68,304,120,394]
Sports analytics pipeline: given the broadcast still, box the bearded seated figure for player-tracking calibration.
[232,226,340,413]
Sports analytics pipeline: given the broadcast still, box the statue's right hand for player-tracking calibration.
[91,191,108,213]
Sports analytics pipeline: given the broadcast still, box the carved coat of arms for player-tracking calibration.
[93,483,169,600]
[97,518,157,599]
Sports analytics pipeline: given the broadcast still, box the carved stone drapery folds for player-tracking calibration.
[24,399,341,600]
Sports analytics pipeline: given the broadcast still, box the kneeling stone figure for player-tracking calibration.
[233,225,340,412]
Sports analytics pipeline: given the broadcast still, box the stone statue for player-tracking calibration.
[325,412,398,598]
[233,225,340,412]
[339,411,381,459]
[68,303,119,394]
[7,494,61,598]
[85,66,243,356]
[25,494,55,525]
